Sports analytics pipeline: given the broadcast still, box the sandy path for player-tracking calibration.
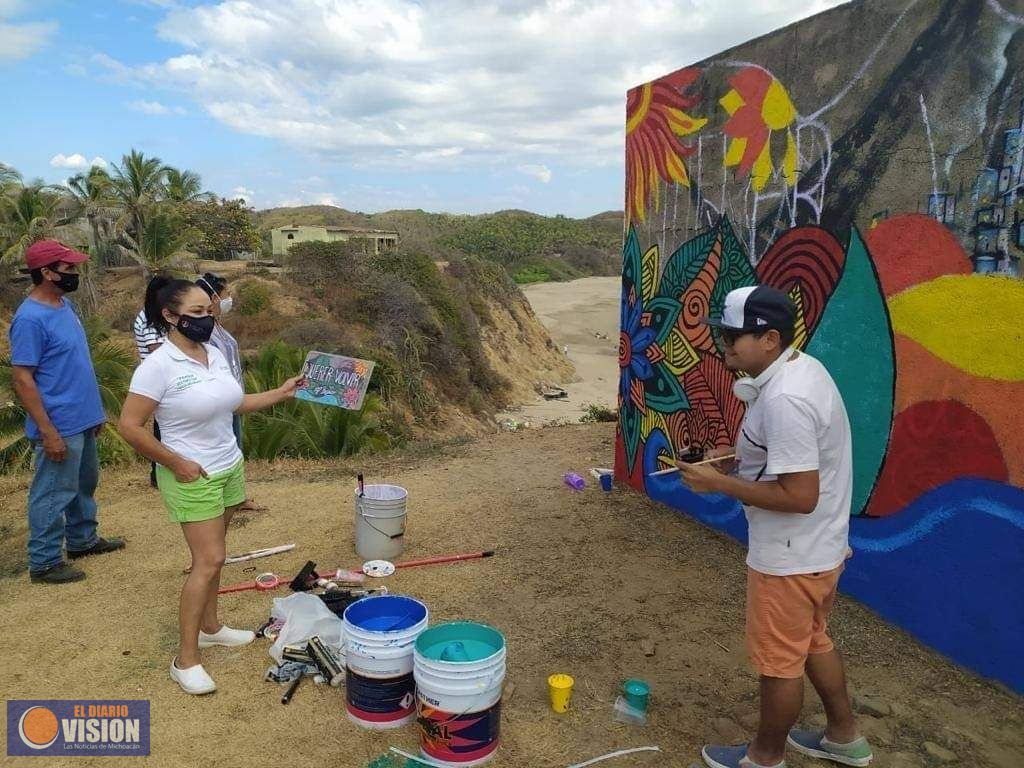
[502,276,621,425]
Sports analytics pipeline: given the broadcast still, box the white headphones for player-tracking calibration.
[733,347,796,403]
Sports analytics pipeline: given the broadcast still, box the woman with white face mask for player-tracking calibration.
[196,273,263,514]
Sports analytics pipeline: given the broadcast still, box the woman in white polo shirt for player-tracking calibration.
[118,279,304,695]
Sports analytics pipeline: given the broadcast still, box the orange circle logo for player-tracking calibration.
[18,706,59,750]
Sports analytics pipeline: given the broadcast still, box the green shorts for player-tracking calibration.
[156,459,246,523]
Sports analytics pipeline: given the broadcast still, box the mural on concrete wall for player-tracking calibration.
[615,0,1024,693]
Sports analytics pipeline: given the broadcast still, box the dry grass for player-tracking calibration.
[0,424,1022,768]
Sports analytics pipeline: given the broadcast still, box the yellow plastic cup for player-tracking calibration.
[547,673,574,713]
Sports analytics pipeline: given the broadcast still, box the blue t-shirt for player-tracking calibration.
[9,297,106,440]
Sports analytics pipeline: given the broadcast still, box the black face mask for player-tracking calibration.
[50,271,79,293]
[175,314,215,343]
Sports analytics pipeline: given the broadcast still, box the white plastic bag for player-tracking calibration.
[268,592,346,664]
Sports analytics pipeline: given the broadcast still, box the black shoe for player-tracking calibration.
[68,537,126,559]
[30,562,86,584]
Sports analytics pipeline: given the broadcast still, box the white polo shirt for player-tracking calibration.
[128,339,244,474]
[736,351,853,576]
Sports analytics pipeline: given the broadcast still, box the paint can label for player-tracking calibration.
[346,669,415,723]
[417,701,501,763]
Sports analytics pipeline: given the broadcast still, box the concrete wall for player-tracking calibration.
[270,226,399,257]
[615,0,1024,692]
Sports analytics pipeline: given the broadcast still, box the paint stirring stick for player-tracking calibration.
[648,454,736,477]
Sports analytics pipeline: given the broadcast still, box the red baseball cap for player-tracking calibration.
[23,239,89,271]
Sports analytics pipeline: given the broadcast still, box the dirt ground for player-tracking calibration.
[1,424,1022,768]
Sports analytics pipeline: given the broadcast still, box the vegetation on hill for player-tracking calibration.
[256,205,624,284]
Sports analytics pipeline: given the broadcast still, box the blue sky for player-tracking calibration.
[2,0,841,217]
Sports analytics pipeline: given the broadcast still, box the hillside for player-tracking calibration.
[47,249,575,444]
[255,205,625,284]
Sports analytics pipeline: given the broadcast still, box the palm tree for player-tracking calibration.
[0,163,20,195]
[163,167,211,203]
[242,342,389,460]
[111,149,165,242]
[0,181,69,265]
[117,204,201,276]
[66,166,115,273]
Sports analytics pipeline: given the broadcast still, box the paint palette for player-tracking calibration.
[362,560,396,578]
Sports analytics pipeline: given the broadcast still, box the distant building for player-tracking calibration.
[270,225,399,257]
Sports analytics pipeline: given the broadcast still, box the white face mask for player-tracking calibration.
[218,296,233,316]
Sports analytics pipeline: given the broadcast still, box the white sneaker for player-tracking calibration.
[170,658,216,695]
[198,625,256,648]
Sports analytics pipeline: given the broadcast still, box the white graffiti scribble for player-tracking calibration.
[920,94,939,200]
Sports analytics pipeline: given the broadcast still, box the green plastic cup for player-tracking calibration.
[623,678,650,711]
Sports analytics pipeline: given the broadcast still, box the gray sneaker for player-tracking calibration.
[787,729,873,766]
[30,562,86,584]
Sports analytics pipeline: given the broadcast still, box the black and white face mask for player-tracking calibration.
[175,314,215,343]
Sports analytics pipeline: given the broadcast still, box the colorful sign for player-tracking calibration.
[296,351,375,410]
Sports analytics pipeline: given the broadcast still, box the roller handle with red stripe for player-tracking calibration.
[394,551,495,569]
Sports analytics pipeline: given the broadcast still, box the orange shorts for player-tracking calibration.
[745,564,843,679]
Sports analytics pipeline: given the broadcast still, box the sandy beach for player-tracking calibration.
[500,276,620,425]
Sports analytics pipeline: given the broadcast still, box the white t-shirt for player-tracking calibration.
[132,309,164,360]
[736,351,853,576]
[128,339,244,474]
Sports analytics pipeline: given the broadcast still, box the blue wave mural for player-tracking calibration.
[647,471,1024,693]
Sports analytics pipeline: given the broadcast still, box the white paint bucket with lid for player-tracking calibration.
[354,484,407,561]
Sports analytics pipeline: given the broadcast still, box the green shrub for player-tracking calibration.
[235,280,271,315]
[277,318,356,355]
[579,403,618,423]
[514,265,551,284]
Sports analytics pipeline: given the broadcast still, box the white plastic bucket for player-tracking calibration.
[414,622,507,767]
[343,595,428,729]
[354,484,408,561]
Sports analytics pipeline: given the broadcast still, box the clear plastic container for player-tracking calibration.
[612,695,647,725]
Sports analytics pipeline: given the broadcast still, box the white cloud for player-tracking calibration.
[274,191,340,208]
[518,163,552,183]
[94,0,845,170]
[126,99,187,115]
[49,153,106,170]
[230,185,254,202]
[0,0,56,62]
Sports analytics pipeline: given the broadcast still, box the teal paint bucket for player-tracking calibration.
[414,622,507,767]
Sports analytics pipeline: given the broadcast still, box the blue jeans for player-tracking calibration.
[27,429,100,572]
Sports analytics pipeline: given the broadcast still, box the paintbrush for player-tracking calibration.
[647,454,736,477]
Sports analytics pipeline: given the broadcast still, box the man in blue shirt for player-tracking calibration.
[10,239,125,584]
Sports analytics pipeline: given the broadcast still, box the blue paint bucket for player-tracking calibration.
[343,595,429,729]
